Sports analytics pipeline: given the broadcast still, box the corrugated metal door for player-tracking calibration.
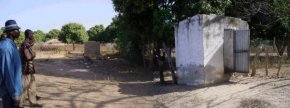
[234,30,250,73]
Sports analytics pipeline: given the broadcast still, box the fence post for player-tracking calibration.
[250,47,260,77]
[287,45,290,59]
[265,49,269,76]
[277,56,283,77]
[73,43,75,51]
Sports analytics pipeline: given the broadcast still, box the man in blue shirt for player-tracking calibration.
[0,20,23,108]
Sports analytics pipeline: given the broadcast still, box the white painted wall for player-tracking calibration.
[202,15,224,66]
[175,15,204,68]
[175,15,204,85]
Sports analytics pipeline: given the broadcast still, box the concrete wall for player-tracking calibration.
[175,14,249,86]
[84,41,100,58]
[175,15,204,85]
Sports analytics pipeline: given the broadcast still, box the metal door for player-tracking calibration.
[234,30,250,73]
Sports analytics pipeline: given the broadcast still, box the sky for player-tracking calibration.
[0,0,117,33]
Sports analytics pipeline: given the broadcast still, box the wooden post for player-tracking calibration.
[277,56,283,77]
[73,43,75,51]
[251,47,260,77]
[273,37,280,77]
[265,49,269,76]
[287,45,290,59]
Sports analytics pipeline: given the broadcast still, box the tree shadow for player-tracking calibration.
[248,78,290,89]
[33,57,155,107]
[34,57,153,82]
[117,80,237,97]
[33,56,239,108]
[204,77,290,108]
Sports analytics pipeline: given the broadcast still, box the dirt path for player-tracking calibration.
[2,52,290,108]
[34,53,156,108]
[153,77,290,108]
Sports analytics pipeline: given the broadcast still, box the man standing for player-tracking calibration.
[19,29,42,107]
[0,20,23,108]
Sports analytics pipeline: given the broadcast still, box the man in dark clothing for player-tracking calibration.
[19,29,42,107]
[0,20,23,108]
[153,49,165,83]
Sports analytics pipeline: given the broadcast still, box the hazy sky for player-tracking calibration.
[0,0,117,32]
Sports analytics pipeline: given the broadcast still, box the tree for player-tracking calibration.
[271,0,290,55]
[113,0,289,64]
[0,28,3,34]
[45,29,61,41]
[112,0,232,64]
[171,0,231,22]
[87,25,104,41]
[107,16,136,56]
[112,0,153,63]
[102,24,117,43]
[226,0,290,55]
[99,16,120,43]
[59,23,89,44]
[33,30,46,43]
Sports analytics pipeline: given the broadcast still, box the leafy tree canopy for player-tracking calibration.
[33,30,46,43]
[87,25,104,41]
[59,23,89,44]
[226,0,290,55]
[0,28,3,34]
[45,29,61,41]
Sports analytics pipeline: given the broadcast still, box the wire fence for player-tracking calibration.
[249,39,290,77]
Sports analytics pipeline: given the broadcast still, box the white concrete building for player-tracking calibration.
[175,14,249,86]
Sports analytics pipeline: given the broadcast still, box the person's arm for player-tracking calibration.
[2,48,22,102]
[23,45,34,61]
[28,47,36,60]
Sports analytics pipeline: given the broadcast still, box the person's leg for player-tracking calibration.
[20,74,29,106]
[2,93,13,108]
[27,74,37,104]
[159,65,165,83]
[27,74,42,107]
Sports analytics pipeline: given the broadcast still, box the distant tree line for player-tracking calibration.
[0,21,118,45]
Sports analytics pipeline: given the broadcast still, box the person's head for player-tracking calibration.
[25,29,34,40]
[4,20,21,40]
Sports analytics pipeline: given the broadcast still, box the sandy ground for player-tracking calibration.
[1,51,290,108]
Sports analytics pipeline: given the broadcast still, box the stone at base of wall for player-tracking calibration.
[176,64,205,86]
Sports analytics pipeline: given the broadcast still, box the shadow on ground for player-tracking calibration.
[33,56,205,107]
